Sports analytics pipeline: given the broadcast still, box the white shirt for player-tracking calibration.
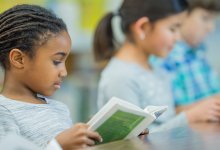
[0,95,72,148]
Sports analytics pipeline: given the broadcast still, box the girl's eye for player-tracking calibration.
[53,61,61,66]
[202,15,210,21]
[170,27,176,32]
[169,23,180,33]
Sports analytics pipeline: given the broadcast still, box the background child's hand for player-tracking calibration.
[55,123,102,150]
[138,129,149,140]
[139,129,149,136]
[186,98,220,123]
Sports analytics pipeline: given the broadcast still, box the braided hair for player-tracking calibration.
[0,4,67,69]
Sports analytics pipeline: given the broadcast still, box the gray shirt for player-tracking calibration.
[0,94,72,148]
[98,58,188,132]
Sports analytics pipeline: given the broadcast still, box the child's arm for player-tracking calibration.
[182,97,220,122]
[55,123,102,150]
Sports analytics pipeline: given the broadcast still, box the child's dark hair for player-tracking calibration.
[93,0,188,61]
[189,0,220,12]
[0,4,67,69]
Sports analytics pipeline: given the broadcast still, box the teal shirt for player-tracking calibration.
[151,41,220,106]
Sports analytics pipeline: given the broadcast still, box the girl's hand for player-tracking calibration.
[138,129,149,140]
[55,123,102,150]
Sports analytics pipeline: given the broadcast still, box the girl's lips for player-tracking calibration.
[54,82,61,89]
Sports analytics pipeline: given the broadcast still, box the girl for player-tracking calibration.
[93,0,206,132]
[0,4,102,150]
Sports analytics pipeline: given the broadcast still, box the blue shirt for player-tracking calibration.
[98,57,188,132]
[151,41,220,106]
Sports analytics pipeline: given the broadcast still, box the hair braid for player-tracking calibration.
[0,4,67,69]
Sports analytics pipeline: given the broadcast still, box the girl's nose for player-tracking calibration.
[174,30,181,42]
[207,21,215,33]
[59,66,67,78]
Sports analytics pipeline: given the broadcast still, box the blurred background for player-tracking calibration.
[0,0,220,123]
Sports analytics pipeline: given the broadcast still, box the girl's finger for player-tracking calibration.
[87,130,103,143]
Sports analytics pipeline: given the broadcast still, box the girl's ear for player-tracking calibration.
[9,49,26,69]
[131,17,150,40]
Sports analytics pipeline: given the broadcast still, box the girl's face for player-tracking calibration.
[181,8,215,47]
[143,13,185,58]
[23,31,71,96]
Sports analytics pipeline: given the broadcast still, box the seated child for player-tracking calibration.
[93,0,190,132]
[0,4,102,150]
[152,0,220,122]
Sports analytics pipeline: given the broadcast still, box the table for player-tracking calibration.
[87,123,220,150]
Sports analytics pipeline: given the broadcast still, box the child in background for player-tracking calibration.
[93,0,218,133]
[0,4,102,150]
[152,0,220,122]
[94,0,188,132]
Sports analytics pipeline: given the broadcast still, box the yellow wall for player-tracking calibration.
[0,0,106,31]
[0,0,45,13]
[79,0,105,30]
